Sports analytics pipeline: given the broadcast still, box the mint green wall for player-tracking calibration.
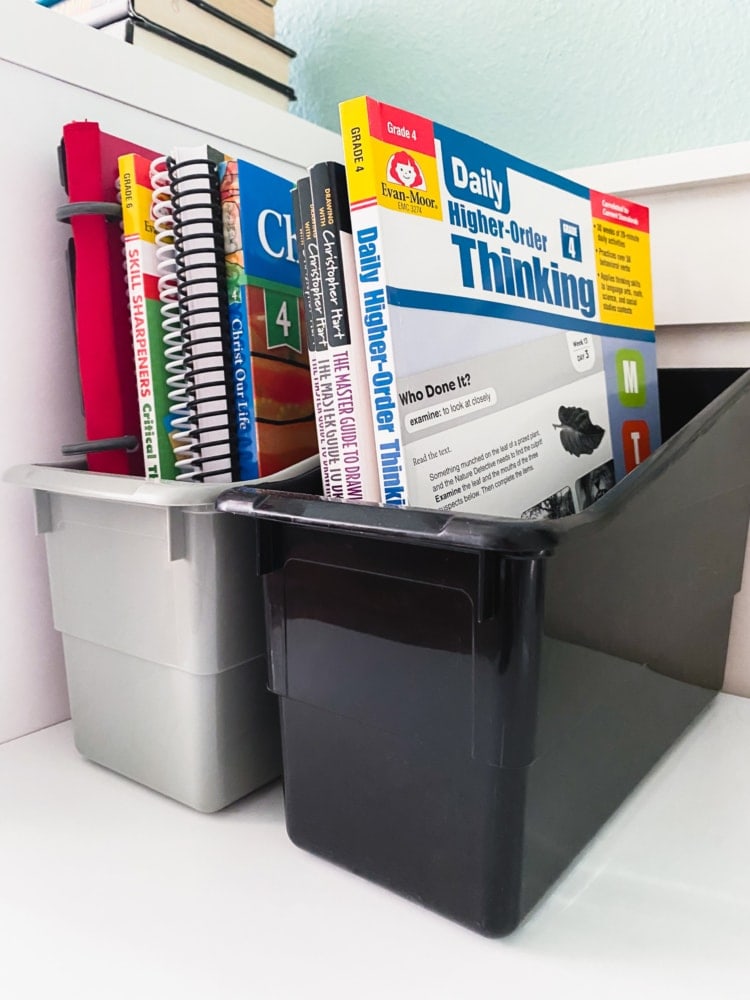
[276,0,750,170]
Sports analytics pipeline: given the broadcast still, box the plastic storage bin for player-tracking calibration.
[217,371,750,934]
[5,457,321,812]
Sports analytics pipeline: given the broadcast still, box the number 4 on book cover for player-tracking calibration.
[339,96,661,519]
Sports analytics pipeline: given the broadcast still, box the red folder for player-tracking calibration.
[60,121,160,475]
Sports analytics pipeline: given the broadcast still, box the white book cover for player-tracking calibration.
[340,96,661,519]
[309,161,379,502]
[297,177,342,498]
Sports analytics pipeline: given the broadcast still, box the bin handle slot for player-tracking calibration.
[166,507,187,562]
[33,491,52,535]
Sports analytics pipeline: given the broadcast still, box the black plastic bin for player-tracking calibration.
[217,370,750,936]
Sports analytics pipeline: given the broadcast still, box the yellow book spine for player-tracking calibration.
[118,152,161,477]
[119,153,156,243]
[339,95,378,209]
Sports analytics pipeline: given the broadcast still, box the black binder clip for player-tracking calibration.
[56,201,123,223]
[62,436,141,458]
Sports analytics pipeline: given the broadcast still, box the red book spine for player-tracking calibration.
[62,121,159,475]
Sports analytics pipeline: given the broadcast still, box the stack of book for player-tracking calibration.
[56,95,661,519]
[39,0,294,110]
[58,118,316,479]
[295,96,662,518]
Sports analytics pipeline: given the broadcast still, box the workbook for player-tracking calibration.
[339,96,661,518]
[218,157,316,479]
[118,151,177,479]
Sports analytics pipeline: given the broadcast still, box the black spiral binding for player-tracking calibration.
[167,154,238,482]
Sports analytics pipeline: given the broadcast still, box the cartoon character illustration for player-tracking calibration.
[387,150,426,190]
[219,160,243,260]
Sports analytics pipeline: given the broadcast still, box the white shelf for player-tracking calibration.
[564,144,750,330]
[2,698,750,999]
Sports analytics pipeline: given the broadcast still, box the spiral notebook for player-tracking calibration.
[140,144,315,483]
[153,143,239,482]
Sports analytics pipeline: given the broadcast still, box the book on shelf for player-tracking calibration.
[189,0,276,37]
[118,151,177,480]
[339,96,661,519]
[217,158,316,479]
[184,0,276,38]
[308,161,379,501]
[162,143,239,482]
[101,0,294,83]
[45,0,276,37]
[58,120,160,475]
[292,178,341,497]
[100,14,294,110]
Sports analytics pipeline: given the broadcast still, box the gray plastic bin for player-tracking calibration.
[5,457,321,812]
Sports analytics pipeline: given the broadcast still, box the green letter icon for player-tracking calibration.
[616,349,646,407]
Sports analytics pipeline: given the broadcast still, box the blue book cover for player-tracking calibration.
[218,158,316,479]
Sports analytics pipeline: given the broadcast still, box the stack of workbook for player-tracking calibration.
[58,118,315,480]
[55,94,661,516]
[296,96,662,518]
[291,163,380,502]
[38,0,294,110]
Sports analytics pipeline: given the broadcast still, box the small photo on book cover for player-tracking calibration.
[521,486,576,521]
[575,460,616,510]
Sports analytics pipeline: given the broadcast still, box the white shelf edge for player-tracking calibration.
[563,141,750,195]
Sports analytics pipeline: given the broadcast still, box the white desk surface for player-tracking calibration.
[2,696,750,1000]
